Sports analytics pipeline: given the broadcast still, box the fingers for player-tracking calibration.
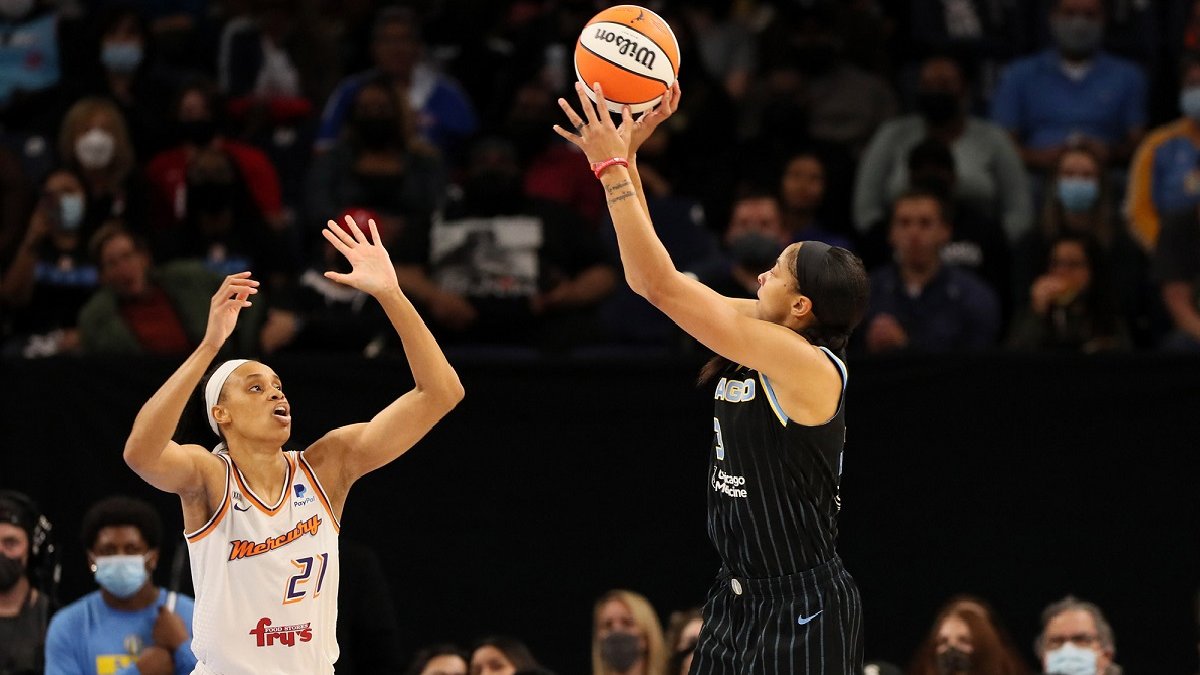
[557,97,585,132]
[670,81,681,111]
[322,227,353,256]
[212,273,258,303]
[575,81,598,125]
[367,218,381,245]
[344,214,368,244]
[323,270,349,285]
[592,82,615,127]
[551,124,583,145]
[621,104,633,128]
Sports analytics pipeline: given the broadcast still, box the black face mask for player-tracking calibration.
[916,91,961,126]
[0,554,24,591]
[936,647,972,675]
[177,119,217,146]
[189,182,235,215]
[354,116,400,150]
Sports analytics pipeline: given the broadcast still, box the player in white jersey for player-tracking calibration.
[122,215,465,675]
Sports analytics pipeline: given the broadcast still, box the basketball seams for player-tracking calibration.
[584,19,679,74]
[575,40,671,92]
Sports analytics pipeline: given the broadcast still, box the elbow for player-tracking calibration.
[434,370,466,412]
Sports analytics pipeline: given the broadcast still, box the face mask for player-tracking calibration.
[916,91,961,126]
[101,42,143,75]
[1044,643,1098,675]
[354,116,399,150]
[1057,177,1099,213]
[59,193,85,231]
[93,554,148,599]
[1180,87,1200,122]
[1051,16,1103,58]
[178,119,217,146]
[599,632,642,673]
[730,232,783,271]
[0,554,24,591]
[935,647,972,675]
[0,0,33,20]
[75,129,116,170]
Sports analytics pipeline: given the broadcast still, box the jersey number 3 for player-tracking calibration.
[713,417,725,461]
[284,553,329,605]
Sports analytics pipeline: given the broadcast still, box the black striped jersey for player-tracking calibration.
[707,347,848,578]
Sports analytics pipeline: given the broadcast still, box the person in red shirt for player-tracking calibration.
[146,80,285,235]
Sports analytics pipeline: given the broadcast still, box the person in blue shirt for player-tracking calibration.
[990,0,1147,173]
[858,189,1000,354]
[44,496,195,675]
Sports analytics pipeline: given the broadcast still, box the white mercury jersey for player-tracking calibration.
[185,449,340,675]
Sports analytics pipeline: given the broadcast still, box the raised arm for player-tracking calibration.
[124,273,259,496]
[553,82,818,377]
[306,217,464,491]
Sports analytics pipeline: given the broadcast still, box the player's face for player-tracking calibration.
[0,523,29,569]
[1042,610,1112,672]
[421,654,468,675]
[218,362,292,444]
[935,615,973,655]
[469,646,515,675]
[756,243,804,326]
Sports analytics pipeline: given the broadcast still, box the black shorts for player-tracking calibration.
[688,556,863,675]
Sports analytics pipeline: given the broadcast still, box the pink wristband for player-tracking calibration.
[591,157,629,179]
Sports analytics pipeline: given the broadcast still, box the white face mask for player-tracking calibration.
[1045,643,1098,675]
[0,0,33,20]
[74,128,116,170]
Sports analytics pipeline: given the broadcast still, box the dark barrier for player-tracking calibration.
[3,353,1199,673]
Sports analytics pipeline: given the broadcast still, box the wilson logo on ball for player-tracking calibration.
[574,4,680,113]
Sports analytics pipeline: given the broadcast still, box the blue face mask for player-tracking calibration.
[101,42,143,75]
[1044,643,1098,675]
[1057,177,1099,213]
[1181,87,1200,122]
[93,554,148,599]
[58,193,84,231]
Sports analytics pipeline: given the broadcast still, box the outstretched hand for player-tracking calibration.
[202,272,258,350]
[552,81,633,164]
[623,81,680,155]
[323,215,399,297]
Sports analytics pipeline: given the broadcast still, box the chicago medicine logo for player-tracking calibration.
[248,617,313,647]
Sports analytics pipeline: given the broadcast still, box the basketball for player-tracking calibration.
[574,5,680,114]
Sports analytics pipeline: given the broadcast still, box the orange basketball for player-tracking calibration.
[574,5,680,113]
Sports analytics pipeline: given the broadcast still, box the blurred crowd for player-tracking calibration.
[5,490,1192,675]
[6,0,1200,359]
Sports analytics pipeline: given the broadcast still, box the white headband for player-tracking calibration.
[205,359,249,435]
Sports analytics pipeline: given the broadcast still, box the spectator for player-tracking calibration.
[78,223,262,355]
[470,636,542,675]
[315,6,477,159]
[1152,199,1200,350]
[394,138,615,350]
[44,495,196,675]
[0,0,64,137]
[907,595,1028,675]
[1034,596,1119,675]
[662,608,701,675]
[1008,233,1129,352]
[679,1,755,100]
[518,79,606,227]
[1013,147,1146,335]
[855,54,1031,243]
[169,146,295,288]
[306,75,443,251]
[57,96,148,234]
[990,0,1147,172]
[0,143,32,263]
[257,208,390,356]
[146,79,286,235]
[858,190,1000,354]
[592,589,666,675]
[0,169,97,357]
[779,151,854,248]
[73,5,176,158]
[1125,54,1200,250]
[693,191,788,300]
[0,491,54,675]
[406,643,469,675]
[903,138,1012,307]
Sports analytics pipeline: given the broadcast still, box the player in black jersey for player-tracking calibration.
[555,81,870,674]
